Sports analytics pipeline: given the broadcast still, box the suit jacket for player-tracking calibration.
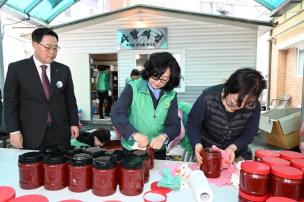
[4,57,79,148]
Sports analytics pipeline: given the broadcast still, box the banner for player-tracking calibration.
[117,27,168,49]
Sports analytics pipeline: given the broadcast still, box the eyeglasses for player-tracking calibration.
[151,76,169,84]
[38,42,60,52]
[226,94,257,110]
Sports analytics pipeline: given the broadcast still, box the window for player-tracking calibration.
[296,48,304,77]
[133,49,185,92]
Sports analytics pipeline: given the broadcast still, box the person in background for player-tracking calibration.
[130,69,140,81]
[4,27,79,149]
[111,52,181,159]
[187,68,266,166]
[71,128,111,147]
[125,69,141,84]
[96,65,112,119]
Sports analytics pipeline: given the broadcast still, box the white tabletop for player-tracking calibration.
[0,148,238,202]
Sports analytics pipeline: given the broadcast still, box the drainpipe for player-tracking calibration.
[266,30,273,111]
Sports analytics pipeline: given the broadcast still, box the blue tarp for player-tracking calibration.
[0,0,79,24]
[255,0,286,10]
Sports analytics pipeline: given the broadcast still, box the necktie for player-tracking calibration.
[41,65,51,99]
[40,65,52,123]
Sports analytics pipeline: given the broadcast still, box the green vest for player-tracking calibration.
[121,79,176,150]
[97,71,110,91]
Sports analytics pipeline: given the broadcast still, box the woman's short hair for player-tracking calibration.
[141,52,181,91]
[223,68,266,106]
[130,69,140,76]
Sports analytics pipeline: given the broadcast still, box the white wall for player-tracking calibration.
[56,11,259,104]
[56,53,91,121]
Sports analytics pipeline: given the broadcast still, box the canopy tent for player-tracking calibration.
[255,0,302,16]
[0,0,79,24]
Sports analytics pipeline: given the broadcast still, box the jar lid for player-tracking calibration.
[59,200,83,202]
[255,149,280,158]
[262,157,290,166]
[64,146,83,157]
[0,186,16,202]
[290,158,304,169]
[266,196,298,202]
[69,153,92,166]
[132,150,149,160]
[84,147,105,158]
[40,146,63,155]
[121,157,143,169]
[93,156,116,169]
[107,150,124,162]
[241,161,270,175]
[271,165,303,180]
[150,181,172,195]
[18,152,42,164]
[9,194,48,202]
[43,153,67,164]
[239,190,268,201]
[279,150,304,160]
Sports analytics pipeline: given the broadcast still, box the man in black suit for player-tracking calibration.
[4,28,79,149]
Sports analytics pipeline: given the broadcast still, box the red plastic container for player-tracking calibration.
[9,194,48,202]
[0,186,15,202]
[43,153,68,190]
[119,157,144,196]
[255,150,280,162]
[239,190,268,202]
[270,165,303,201]
[132,150,150,183]
[266,196,297,202]
[18,152,43,189]
[92,156,117,196]
[147,147,155,169]
[200,148,222,178]
[262,157,290,167]
[240,161,270,196]
[290,158,304,170]
[279,151,304,161]
[68,153,92,192]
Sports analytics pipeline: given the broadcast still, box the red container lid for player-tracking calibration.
[241,161,270,175]
[266,196,297,202]
[262,157,290,166]
[150,181,172,195]
[239,190,268,201]
[0,186,15,202]
[255,149,280,158]
[271,165,303,180]
[290,158,304,169]
[9,194,48,202]
[279,150,304,160]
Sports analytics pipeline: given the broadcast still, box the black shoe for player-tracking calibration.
[99,116,105,119]
[105,114,110,117]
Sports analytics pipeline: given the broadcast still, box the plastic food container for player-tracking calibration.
[68,153,92,192]
[200,148,222,178]
[18,152,43,189]
[92,155,117,196]
[255,149,280,162]
[240,161,270,196]
[119,157,144,196]
[270,165,303,201]
[239,190,268,202]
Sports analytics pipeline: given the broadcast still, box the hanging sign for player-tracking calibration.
[117,27,168,49]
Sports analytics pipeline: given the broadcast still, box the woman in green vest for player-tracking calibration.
[111,52,181,159]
